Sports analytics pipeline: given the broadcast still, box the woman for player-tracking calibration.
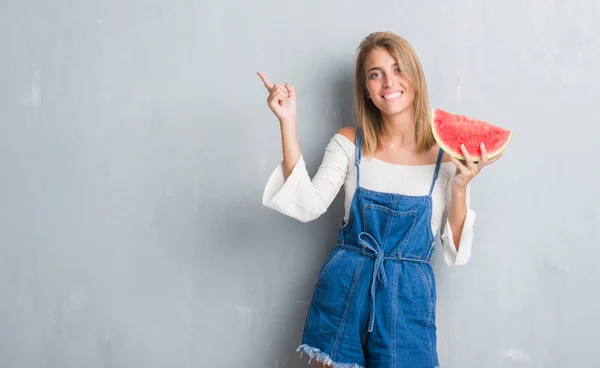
[258,31,502,368]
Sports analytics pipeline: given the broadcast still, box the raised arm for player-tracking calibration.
[258,72,300,180]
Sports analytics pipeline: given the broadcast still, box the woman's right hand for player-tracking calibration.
[257,72,300,179]
[257,72,297,124]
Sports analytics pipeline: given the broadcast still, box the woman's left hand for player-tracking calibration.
[449,143,503,188]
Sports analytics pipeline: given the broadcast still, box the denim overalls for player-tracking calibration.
[298,128,442,368]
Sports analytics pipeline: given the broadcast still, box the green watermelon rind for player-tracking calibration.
[430,108,513,163]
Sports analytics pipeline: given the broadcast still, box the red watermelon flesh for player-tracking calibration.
[431,108,512,162]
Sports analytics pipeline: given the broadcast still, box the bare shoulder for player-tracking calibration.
[433,144,452,163]
[337,126,356,144]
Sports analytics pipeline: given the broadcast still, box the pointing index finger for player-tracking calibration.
[257,72,273,91]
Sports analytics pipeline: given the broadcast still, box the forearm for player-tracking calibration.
[448,184,468,250]
[280,119,301,180]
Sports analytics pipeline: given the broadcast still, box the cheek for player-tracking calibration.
[402,83,416,101]
[365,83,377,98]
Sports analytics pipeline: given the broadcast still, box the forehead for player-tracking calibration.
[364,47,398,69]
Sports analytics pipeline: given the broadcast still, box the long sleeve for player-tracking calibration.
[440,174,476,266]
[262,135,350,223]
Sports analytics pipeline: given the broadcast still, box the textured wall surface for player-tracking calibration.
[1,0,598,367]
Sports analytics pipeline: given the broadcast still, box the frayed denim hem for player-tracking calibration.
[296,344,364,368]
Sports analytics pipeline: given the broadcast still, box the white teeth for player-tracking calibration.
[383,92,402,99]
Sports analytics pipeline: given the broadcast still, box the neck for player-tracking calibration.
[380,109,416,145]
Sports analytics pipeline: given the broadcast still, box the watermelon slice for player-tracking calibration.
[431,108,512,162]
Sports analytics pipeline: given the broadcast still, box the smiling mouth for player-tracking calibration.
[381,91,404,100]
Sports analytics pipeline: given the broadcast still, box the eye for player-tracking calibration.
[395,68,402,74]
[368,72,381,79]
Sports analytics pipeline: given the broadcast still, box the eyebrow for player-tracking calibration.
[367,63,399,73]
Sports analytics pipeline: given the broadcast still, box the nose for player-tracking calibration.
[383,74,396,88]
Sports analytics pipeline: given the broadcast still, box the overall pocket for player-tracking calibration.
[314,247,346,288]
[362,203,418,255]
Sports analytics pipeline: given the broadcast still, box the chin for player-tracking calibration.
[378,105,412,117]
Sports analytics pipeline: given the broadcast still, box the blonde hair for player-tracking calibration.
[353,32,435,156]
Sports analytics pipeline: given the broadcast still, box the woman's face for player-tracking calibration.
[364,47,415,118]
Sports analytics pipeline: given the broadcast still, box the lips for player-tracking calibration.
[381,91,404,100]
